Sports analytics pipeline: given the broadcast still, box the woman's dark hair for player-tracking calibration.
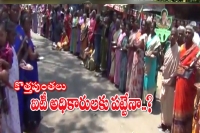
[0,20,7,32]
[20,11,29,26]
[0,5,9,21]
[125,21,132,30]
[162,10,168,16]
[152,21,156,28]
[0,19,16,35]
[61,13,64,20]
[66,9,70,14]
[96,14,101,23]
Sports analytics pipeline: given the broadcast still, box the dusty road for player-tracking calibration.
[31,31,163,133]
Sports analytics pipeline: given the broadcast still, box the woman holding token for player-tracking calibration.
[20,12,42,133]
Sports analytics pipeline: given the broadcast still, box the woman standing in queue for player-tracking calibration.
[70,11,79,54]
[109,19,121,83]
[119,23,131,93]
[100,13,109,75]
[9,4,25,131]
[0,18,21,133]
[126,20,138,92]
[80,13,88,60]
[20,12,41,133]
[114,22,126,88]
[143,21,160,104]
[126,20,147,98]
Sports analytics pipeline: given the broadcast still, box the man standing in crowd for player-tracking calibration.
[177,26,186,47]
[159,27,179,132]
[32,4,38,34]
[190,21,200,46]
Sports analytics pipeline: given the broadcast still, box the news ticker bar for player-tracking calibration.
[0,1,199,4]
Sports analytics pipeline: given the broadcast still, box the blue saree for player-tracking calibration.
[94,25,102,67]
[13,24,25,127]
[119,36,128,93]
[24,38,41,131]
[107,22,115,76]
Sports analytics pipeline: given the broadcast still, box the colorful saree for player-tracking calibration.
[94,25,102,67]
[80,22,88,59]
[24,38,41,132]
[119,36,128,92]
[109,29,121,82]
[126,31,145,98]
[114,32,126,86]
[13,25,26,128]
[100,25,109,71]
[126,31,136,91]
[88,18,96,45]
[77,16,84,54]
[64,14,71,45]
[70,17,78,53]
[107,22,115,76]
[171,44,199,133]
[192,95,200,133]
[143,34,161,103]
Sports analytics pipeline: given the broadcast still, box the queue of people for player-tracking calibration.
[45,6,200,133]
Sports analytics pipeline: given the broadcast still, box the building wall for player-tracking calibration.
[166,4,200,20]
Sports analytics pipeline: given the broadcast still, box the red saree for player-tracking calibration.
[45,10,50,38]
[64,14,71,44]
[88,18,96,45]
[171,44,199,133]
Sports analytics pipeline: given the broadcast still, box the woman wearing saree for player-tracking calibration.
[77,10,83,55]
[126,22,138,92]
[114,22,126,87]
[94,14,103,72]
[80,14,88,59]
[9,4,25,129]
[21,13,41,133]
[64,9,71,45]
[100,16,109,73]
[88,10,96,49]
[126,20,147,98]
[107,12,116,77]
[0,19,21,133]
[171,25,199,133]
[109,19,121,83]
[70,12,78,54]
[143,22,160,103]
[192,52,200,133]
[119,23,131,93]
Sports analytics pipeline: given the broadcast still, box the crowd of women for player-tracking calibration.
[0,4,41,133]
[46,6,200,133]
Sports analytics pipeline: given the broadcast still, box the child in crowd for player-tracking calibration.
[83,44,95,71]
[52,30,69,51]
[0,20,14,114]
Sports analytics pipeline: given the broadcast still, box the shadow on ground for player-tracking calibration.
[33,34,161,133]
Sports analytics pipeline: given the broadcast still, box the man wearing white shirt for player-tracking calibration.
[190,21,200,46]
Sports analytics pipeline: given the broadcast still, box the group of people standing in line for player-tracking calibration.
[1,4,200,133]
[0,4,41,133]
[46,7,200,133]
